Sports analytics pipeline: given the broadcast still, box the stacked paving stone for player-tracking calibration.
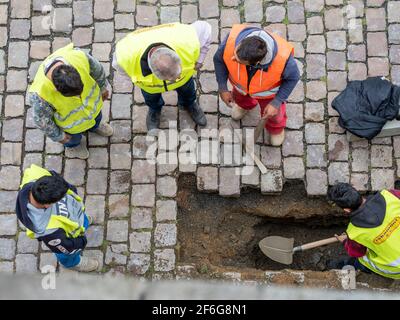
[0,0,399,281]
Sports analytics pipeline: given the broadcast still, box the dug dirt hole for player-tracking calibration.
[177,175,349,272]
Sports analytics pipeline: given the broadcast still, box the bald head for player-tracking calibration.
[148,47,182,81]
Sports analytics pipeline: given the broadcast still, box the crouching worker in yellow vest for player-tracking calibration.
[327,183,400,279]
[16,164,98,272]
[29,43,113,160]
[113,22,212,131]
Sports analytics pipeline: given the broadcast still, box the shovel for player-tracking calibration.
[228,103,268,174]
[253,117,267,144]
[258,236,339,265]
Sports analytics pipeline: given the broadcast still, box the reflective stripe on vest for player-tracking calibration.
[21,164,86,240]
[233,84,281,98]
[361,256,400,275]
[347,190,400,279]
[115,23,200,94]
[223,24,294,99]
[29,44,103,134]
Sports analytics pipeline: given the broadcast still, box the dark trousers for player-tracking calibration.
[64,112,102,148]
[141,77,196,112]
[341,257,372,274]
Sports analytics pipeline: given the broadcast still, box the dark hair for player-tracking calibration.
[52,65,83,97]
[31,174,69,205]
[236,36,268,65]
[327,183,362,210]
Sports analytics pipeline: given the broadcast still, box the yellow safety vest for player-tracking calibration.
[347,190,400,279]
[115,23,200,94]
[29,43,103,134]
[20,164,86,240]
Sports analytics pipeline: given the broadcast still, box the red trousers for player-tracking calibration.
[232,88,287,134]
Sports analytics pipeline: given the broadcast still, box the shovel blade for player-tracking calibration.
[259,236,295,265]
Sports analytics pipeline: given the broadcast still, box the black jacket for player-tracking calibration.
[15,173,87,255]
[332,77,400,139]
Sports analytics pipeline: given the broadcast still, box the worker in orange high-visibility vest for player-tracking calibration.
[214,24,300,146]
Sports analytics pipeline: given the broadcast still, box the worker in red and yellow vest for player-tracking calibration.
[214,24,300,146]
[328,183,400,279]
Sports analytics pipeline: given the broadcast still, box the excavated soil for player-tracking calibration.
[177,175,348,271]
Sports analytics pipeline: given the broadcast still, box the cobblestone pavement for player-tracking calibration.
[0,0,398,277]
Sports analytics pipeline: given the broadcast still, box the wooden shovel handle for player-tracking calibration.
[230,119,268,174]
[254,118,267,142]
[293,237,339,252]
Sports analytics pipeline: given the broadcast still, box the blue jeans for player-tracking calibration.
[55,214,90,268]
[64,112,103,148]
[141,77,196,112]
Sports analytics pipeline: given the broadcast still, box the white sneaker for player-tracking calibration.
[70,256,99,272]
[231,103,248,121]
[270,129,285,146]
[65,138,89,160]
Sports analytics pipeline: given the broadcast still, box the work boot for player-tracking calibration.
[71,256,99,272]
[94,122,113,137]
[146,109,161,131]
[270,129,285,147]
[187,102,207,126]
[231,103,248,121]
[65,139,89,160]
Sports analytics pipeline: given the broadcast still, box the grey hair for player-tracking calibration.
[148,47,182,81]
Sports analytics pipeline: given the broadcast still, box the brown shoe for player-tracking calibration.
[231,103,248,121]
[69,257,99,272]
[65,137,89,160]
[94,122,114,137]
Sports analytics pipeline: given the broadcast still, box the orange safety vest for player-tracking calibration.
[223,24,294,99]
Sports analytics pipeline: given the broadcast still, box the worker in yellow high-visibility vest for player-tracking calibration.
[113,21,212,131]
[327,183,400,279]
[16,165,98,272]
[29,44,113,160]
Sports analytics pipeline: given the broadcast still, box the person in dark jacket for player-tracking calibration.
[16,164,98,272]
[327,183,400,279]
[213,24,300,146]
